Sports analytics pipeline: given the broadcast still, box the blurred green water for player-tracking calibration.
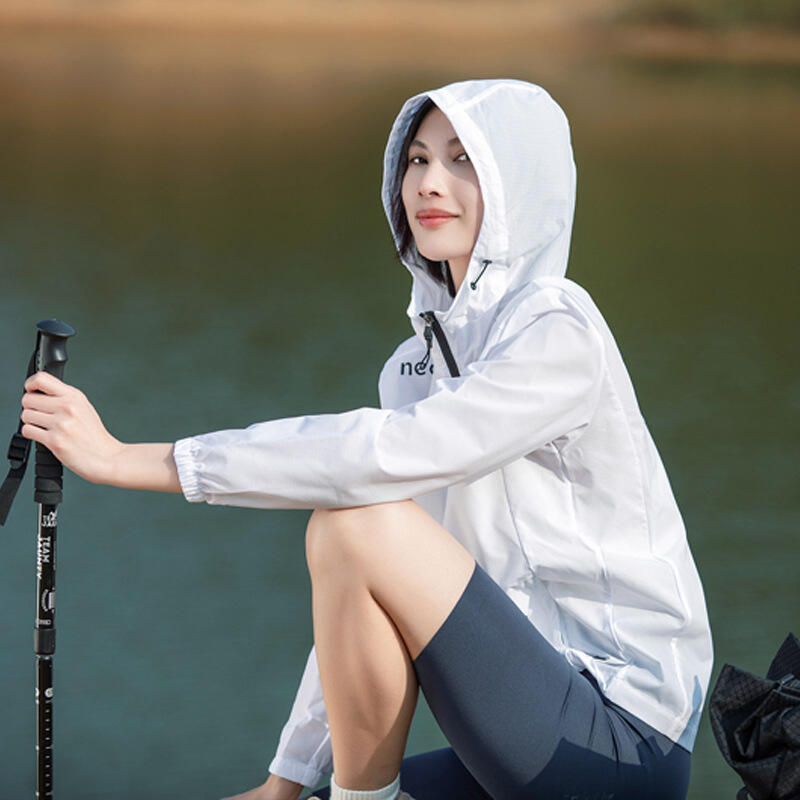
[0,33,798,799]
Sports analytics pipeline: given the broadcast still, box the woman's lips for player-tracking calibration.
[416,209,458,228]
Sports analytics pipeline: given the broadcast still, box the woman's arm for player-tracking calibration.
[21,371,181,493]
[21,303,603,508]
[175,308,604,510]
[223,774,304,800]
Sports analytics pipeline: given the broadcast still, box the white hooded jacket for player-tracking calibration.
[173,79,713,788]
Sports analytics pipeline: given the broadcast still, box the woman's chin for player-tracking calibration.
[417,250,462,265]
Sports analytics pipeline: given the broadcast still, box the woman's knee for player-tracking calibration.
[305,501,416,579]
[305,507,353,577]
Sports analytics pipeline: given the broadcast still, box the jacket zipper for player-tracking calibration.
[417,311,460,378]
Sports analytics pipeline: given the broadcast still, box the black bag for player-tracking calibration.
[709,633,800,800]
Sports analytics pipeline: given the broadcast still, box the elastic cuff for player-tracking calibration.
[268,756,324,789]
[172,437,205,502]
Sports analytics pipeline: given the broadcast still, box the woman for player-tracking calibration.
[21,79,713,800]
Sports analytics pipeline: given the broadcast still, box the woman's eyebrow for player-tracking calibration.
[409,136,462,150]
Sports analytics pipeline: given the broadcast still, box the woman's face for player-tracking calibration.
[401,107,483,289]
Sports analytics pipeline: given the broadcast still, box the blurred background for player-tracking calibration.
[0,1,798,798]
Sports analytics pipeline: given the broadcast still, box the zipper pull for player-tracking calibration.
[418,310,460,378]
[414,318,433,375]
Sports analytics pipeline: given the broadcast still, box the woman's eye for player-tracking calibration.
[409,155,427,165]
[455,152,470,163]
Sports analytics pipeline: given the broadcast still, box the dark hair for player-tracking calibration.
[391,97,455,296]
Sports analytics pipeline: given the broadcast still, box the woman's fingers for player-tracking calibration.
[20,408,54,430]
[21,373,79,438]
[20,422,50,449]
[20,380,72,449]
[21,389,59,414]
[22,372,90,426]
[24,370,67,396]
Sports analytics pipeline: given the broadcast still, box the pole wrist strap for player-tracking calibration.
[0,346,37,526]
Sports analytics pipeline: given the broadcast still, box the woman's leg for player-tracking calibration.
[228,500,690,800]
[305,501,475,791]
[312,559,689,800]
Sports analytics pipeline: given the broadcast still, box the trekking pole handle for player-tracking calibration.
[36,319,76,379]
[33,320,75,508]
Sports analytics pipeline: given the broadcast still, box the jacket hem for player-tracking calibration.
[603,682,699,751]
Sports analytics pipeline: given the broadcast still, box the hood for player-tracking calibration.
[381,79,577,326]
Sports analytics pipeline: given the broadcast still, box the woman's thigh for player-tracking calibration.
[411,564,691,800]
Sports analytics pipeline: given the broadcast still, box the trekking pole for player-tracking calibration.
[33,319,75,800]
[0,318,76,800]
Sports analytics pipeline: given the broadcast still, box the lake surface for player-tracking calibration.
[0,29,798,799]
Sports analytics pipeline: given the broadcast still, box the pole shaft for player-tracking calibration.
[36,656,54,799]
[35,502,58,799]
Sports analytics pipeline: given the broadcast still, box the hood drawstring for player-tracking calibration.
[414,323,433,375]
[410,260,493,377]
[445,263,457,298]
[470,259,492,290]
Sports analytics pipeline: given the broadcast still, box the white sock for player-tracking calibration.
[330,773,400,800]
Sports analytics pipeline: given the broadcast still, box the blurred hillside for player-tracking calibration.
[613,0,800,28]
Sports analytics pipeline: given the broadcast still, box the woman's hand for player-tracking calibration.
[21,372,181,493]
[21,371,123,485]
[221,774,305,800]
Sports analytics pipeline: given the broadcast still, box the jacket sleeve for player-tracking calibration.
[268,647,332,788]
[172,307,604,509]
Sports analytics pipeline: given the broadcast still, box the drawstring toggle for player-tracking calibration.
[470,259,492,290]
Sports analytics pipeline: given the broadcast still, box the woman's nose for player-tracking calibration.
[418,160,447,196]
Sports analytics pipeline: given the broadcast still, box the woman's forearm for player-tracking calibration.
[109,442,182,493]
[263,774,304,800]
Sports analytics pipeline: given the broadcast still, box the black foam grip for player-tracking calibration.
[34,628,56,655]
[34,446,63,505]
